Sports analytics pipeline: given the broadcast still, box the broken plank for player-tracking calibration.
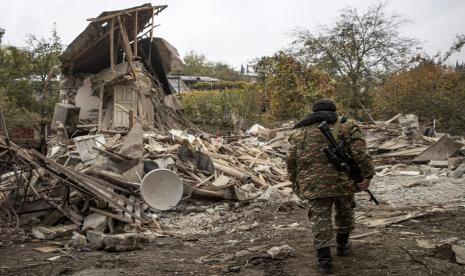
[351,231,381,239]
[384,113,402,125]
[134,201,141,227]
[89,207,133,223]
[117,15,136,78]
[211,174,231,188]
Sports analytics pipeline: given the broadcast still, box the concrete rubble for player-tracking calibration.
[266,244,296,259]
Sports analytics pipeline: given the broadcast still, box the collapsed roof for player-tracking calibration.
[60,3,182,79]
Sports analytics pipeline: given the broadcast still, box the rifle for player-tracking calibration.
[318,121,379,205]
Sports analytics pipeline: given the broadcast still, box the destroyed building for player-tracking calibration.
[3,3,465,275]
[57,3,184,133]
[0,4,292,250]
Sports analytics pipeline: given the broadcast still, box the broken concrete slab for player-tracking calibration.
[32,224,78,240]
[86,230,105,249]
[266,244,296,259]
[119,123,144,159]
[103,233,143,252]
[257,186,289,202]
[82,213,108,232]
[448,157,464,170]
[451,163,465,178]
[452,244,465,265]
[71,231,87,248]
[414,135,462,162]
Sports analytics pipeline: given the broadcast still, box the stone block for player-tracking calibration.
[82,213,108,232]
[103,233,143,252]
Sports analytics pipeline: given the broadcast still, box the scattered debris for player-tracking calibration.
[451,163,465,178]
[416,239,438,249]
[266,244,296,259]
[32,225,78,240]
[452,244,465,265]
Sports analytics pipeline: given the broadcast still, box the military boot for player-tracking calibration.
[316,247,332,274]
[336,233,351,256]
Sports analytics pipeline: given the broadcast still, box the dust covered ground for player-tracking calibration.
[1,173,465,276]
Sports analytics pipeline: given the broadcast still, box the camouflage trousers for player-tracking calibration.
[308,195,355,249]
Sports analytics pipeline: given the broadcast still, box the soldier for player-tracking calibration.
[286,99,374,274]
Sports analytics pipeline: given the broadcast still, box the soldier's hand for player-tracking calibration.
[357,179,371,191]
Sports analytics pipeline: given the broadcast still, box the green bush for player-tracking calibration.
[181,89,263,133]
[191,81,256,91]
[373,63,465,134]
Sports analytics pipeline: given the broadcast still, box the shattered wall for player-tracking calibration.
[75,78,99,120]
[60,61,185,132]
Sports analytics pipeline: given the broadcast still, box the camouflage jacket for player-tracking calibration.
[286,117,374,200]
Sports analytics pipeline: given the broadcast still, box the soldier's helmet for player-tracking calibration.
[313,99,336,112]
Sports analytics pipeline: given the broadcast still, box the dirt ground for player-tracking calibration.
[1,191,465,276]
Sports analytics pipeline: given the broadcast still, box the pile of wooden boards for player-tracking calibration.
[0,120,290,233]
[360,114,464,164]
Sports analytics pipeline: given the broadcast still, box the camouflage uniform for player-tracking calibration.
[286,117,374,249]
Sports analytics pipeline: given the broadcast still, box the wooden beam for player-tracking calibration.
[128,109,134,130]
[357,98,376,124]
[87,5,155,22]
[70,25,120,63]
[133,11,138,57]
[117,15,136,78]
[110,18,115,73]
[148,6,154,64]
[98,85,104,131]
[89,207,133,223]
[0,109,10,140]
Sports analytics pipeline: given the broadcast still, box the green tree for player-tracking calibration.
[181,50,242,81]
[254,52,335,121]
[182,50,208,75]
[293,2,417,109]
[373,62,465,134]
[25,23,63,117]
[0,28,4,44]
[0,24,63,131]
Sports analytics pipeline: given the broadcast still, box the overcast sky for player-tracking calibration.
[1,0,464,69]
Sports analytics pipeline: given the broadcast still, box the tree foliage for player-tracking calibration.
[254,52,335,121]
[181,88,260,133]
[373,62,465,134]
[0,28,4,44]
[0,24,63,130]
[191,81,255,91]
[181,50,243,81]
[292,2,417,109]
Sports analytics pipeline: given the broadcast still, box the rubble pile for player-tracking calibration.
[0,117,293,247]
[360,114,465,165]
[0,3,292,252]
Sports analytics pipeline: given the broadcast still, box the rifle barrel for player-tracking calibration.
[366,189,379,205]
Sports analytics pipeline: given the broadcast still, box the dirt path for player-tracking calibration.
[1,198,464,276]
